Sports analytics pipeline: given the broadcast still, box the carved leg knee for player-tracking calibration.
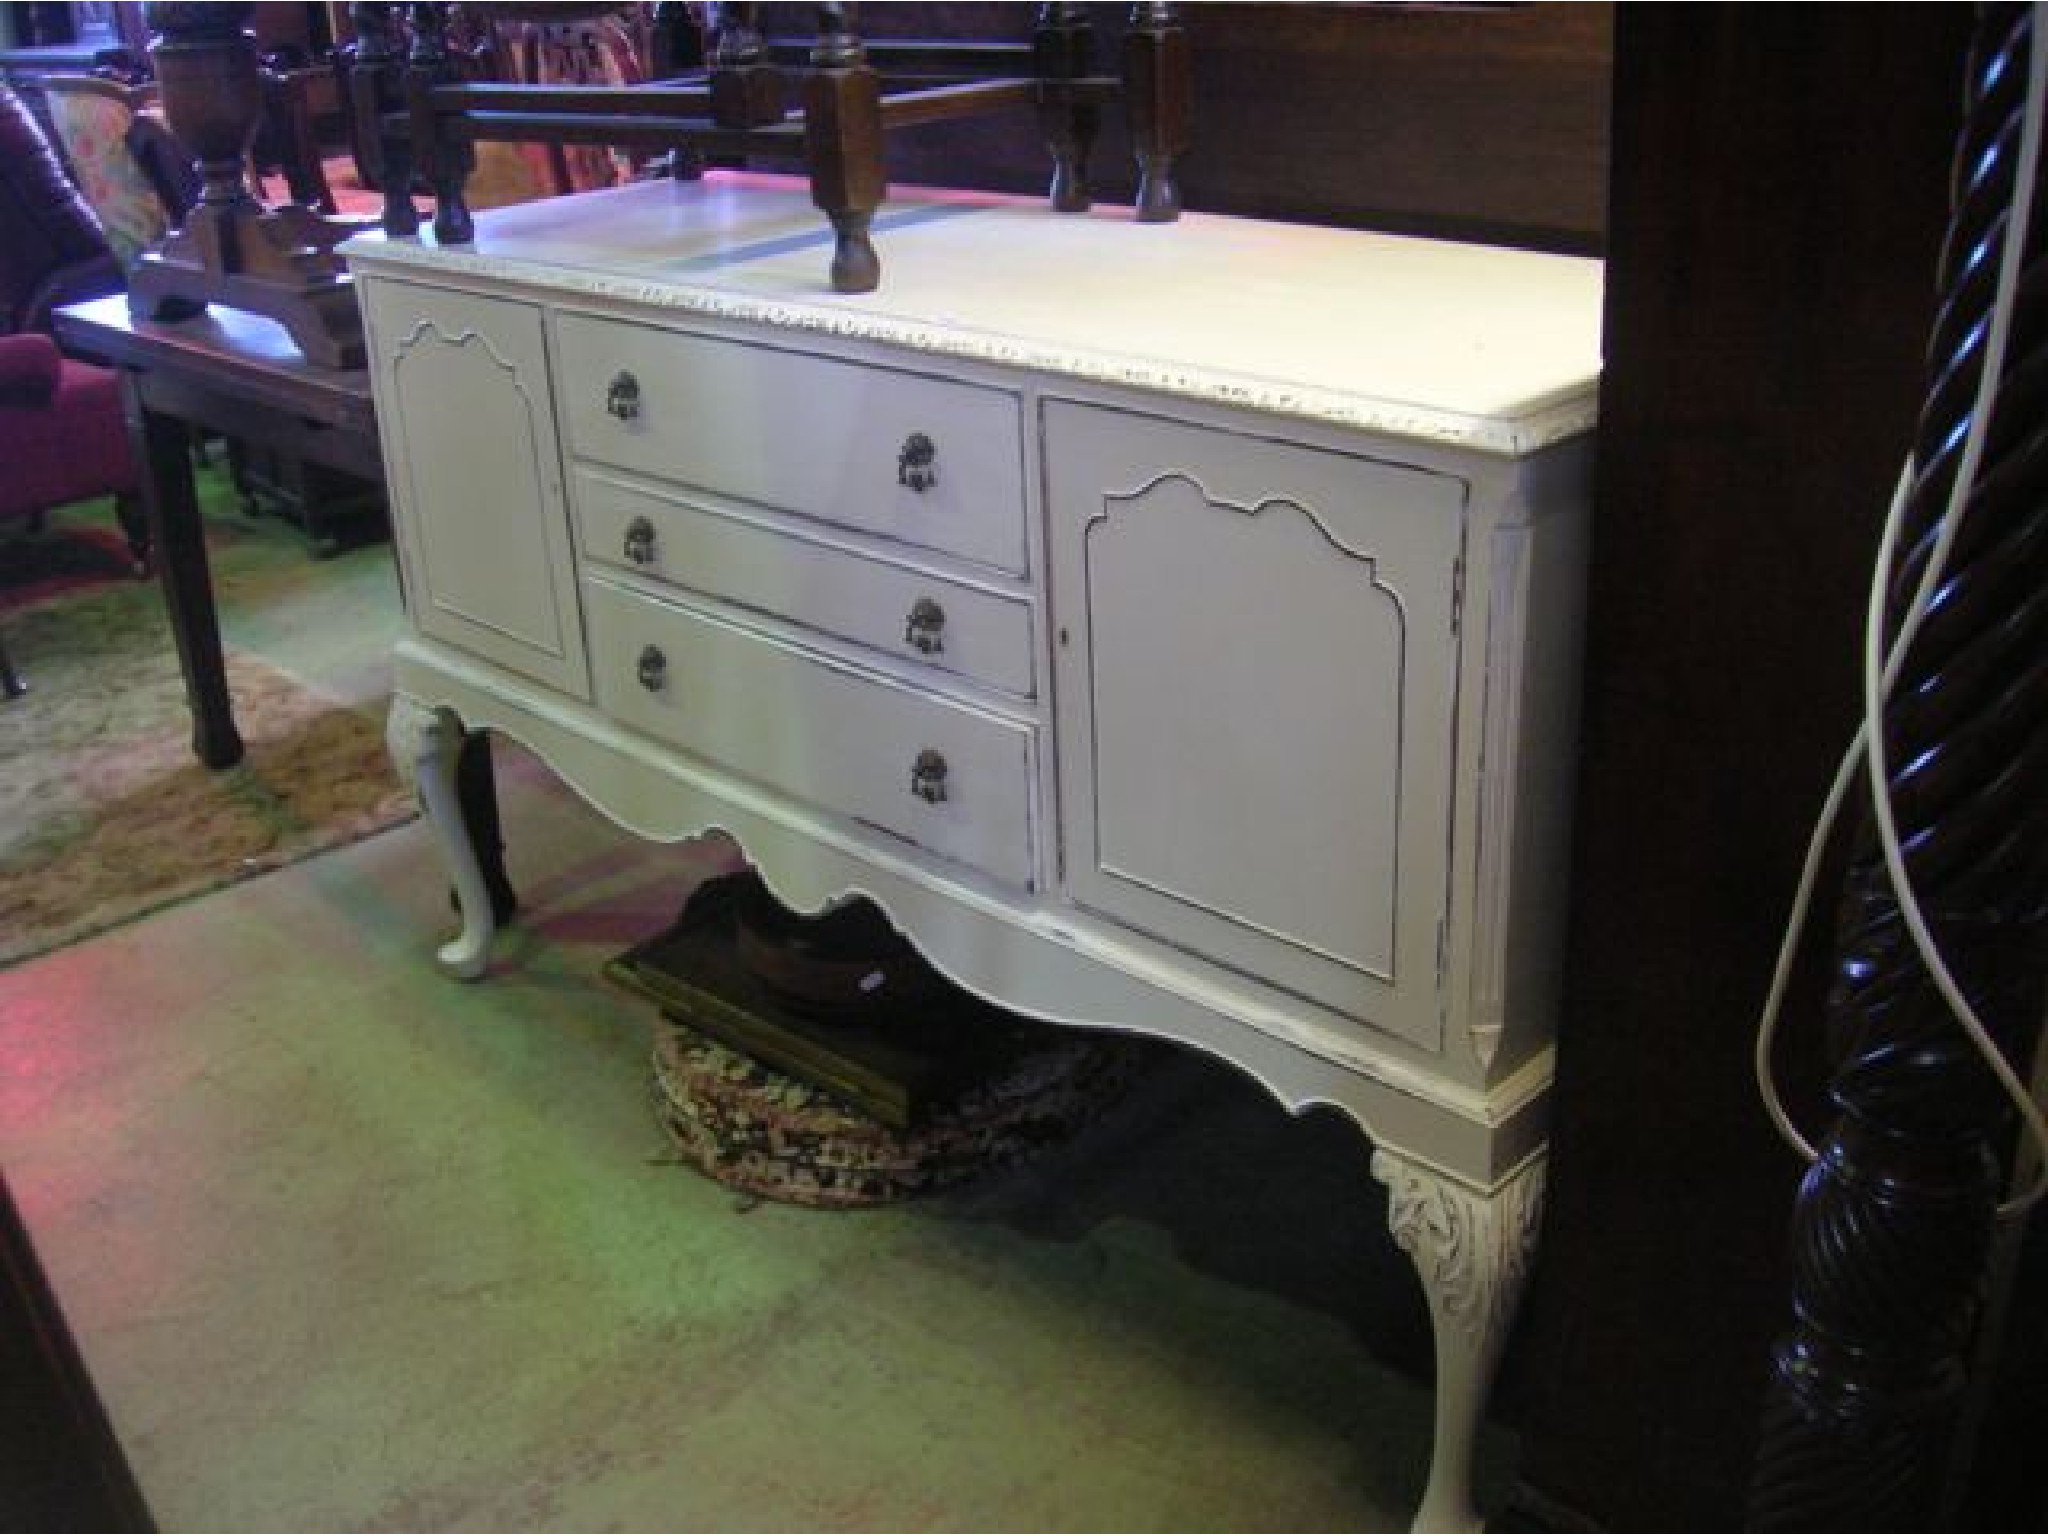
[1373,1149,1546,1533]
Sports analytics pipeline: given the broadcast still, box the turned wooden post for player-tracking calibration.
[127,1,365,368]
[648,1,704,80]
[149,1,266,233]
[1034,3,1097,213]
[1122,1,1188,222]
[804,3,884,294]
[348,2,418,237]
[707,1,782,129]
[1747,4,2048,1526]
[405,2,474,246]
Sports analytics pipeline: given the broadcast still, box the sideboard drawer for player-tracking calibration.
[556,313,1030,575]
[585,576,1037,888]
[574,469,1036,697]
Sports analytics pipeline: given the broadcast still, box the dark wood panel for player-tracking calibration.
[761,3,1612,254]
[1504,6,1977,1529]
[1173,2,1611,250]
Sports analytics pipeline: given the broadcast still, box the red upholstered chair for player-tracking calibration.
[0,331,144,560]
[0,331,147,698]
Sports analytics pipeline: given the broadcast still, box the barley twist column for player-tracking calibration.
[1748,4,2048,1527]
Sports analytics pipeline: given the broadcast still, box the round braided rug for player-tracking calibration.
[649,1017,1145,1209]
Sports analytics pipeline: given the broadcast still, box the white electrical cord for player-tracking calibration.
[1754,2,2048,1222]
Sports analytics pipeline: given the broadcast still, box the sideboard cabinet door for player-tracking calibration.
[365,281,590,700]
[1045,401,1466,1052]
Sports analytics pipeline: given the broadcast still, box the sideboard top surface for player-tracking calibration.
[344,172,1604,457]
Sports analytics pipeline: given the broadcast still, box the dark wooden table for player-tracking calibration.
[49,293,515,921]
[53,292,382,770]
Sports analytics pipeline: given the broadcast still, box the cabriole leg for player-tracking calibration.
[386,695,496,979]
[1371,1149,1546,1533]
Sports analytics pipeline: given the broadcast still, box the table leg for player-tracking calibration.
[120,375,242,769]
[1371,1148,1547,1533]
[1,631,24,699]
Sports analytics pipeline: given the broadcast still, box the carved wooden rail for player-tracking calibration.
[348,2,1191,293]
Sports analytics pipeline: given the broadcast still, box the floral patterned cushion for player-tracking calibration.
[41,87,168,268]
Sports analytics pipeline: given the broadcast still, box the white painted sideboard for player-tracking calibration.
[344,173,1603,1532]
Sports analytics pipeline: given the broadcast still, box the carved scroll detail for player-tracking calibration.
[1374,1149,1545,1347]
[1373,1149,1546,1531]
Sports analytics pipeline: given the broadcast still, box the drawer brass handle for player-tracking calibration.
[897,432,937,493]
[606,371,642,421]
[623,515,657,565]
[636,643,667,692]
[910,748,949,803]
[903,596,946,654]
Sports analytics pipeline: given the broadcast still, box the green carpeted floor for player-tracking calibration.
[0,476,1512,1531]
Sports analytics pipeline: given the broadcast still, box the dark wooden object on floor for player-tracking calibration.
[227,440,385,559]
[350,1,1187,293]
[608,872,1044,1132]
[1747,5,2048,1525]
[126,2,368,370]
[1502,7,1985,1531]
[0,1169,153,1532]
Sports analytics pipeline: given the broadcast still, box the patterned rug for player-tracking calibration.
[0,497,413,968]
[651,1015,1148,1209]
